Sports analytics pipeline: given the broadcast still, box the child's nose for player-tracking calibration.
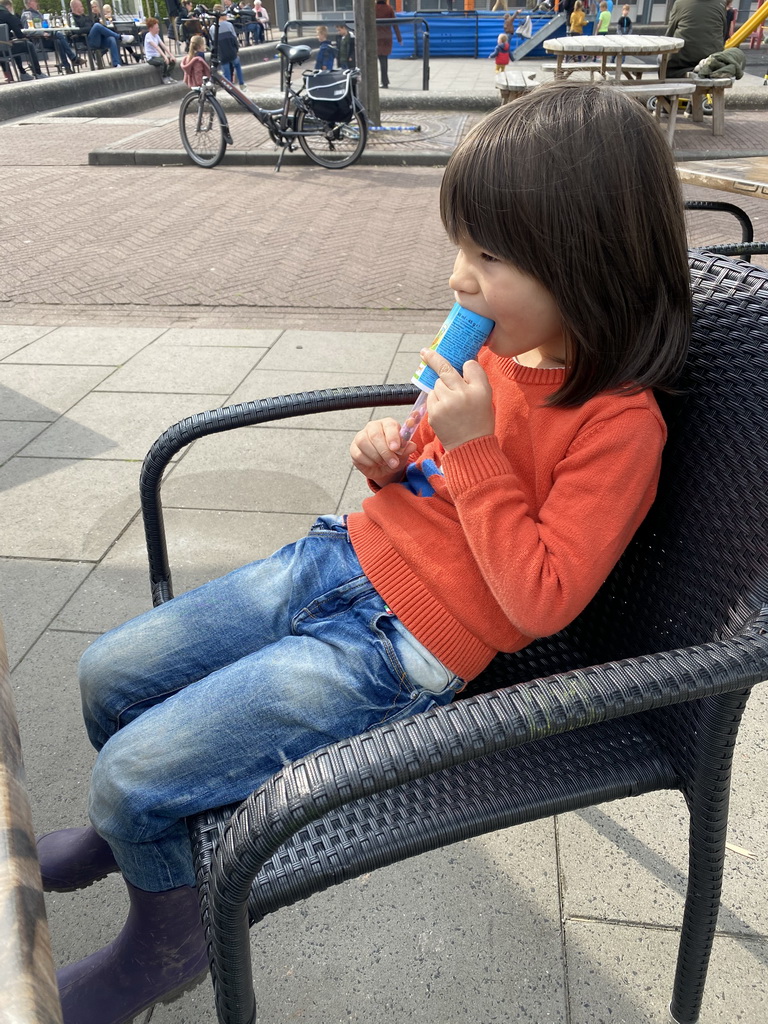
[449,251,478,295]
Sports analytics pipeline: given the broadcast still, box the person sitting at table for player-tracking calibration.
[248,0,269,44]
[664,0,726,79]
[0,0,47,78]
[22,0,82,73]
[181,4,208,50]
[69,0,135,68]
[100,4,141,63]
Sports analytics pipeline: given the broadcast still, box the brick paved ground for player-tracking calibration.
[0,94,766,329]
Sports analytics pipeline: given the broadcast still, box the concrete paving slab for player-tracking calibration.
[566,920,768,1024]
[0,557,92,669]
[258,330,402,376]
[0,420,48,463]
[0,325,164,366]
[558,699,768,936]
[228,368,383,431]
[0,456,139,560]
[401,331,438,352]
[20,391,228,461]
[153,327,282,348]
[558,795,689,929]
[93,343,264,395]
[152,821,565,1024]
[0,363,114,421]
[12,629,97,827]
[162,426,357,515]
[0,325,55,358]
[52,508,318,635]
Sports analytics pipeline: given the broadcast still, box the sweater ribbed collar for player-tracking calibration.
[495,355,566,386]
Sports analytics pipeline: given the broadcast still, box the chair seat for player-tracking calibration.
[190,714,680,925]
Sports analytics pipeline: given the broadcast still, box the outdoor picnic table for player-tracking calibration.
[677,156,768,202]
[543,34,685,83]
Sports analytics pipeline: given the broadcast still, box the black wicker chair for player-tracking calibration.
[138,250,768,1024]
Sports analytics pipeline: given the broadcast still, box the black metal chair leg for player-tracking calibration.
[669,690,751,1024]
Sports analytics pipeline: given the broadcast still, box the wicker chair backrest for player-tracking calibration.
[474,252,768,694]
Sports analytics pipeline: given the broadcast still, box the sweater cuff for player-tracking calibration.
[441,435,511,493]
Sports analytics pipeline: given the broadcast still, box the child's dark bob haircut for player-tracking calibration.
[440,83,691,407]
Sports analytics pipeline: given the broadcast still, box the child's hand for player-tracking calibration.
[420,348,494,451]
[350,418,417,487]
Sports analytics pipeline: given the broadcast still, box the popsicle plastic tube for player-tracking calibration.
[399,303,495,443]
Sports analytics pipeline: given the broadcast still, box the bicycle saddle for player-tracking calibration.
[276,43,312,64]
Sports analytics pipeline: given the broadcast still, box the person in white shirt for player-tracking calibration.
[143,15,176,83]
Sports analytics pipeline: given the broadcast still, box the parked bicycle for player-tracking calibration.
[178,14,368,171]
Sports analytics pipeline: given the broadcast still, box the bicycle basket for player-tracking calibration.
[303,70,354,124]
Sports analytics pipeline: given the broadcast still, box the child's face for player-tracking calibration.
[449,240,565,364]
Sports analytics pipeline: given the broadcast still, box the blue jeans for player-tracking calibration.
[87,23,122,66]
[80,516,462,892]
[245,20,264,44]
[223,56,244,85]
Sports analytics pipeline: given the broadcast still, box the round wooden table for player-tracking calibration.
[543,34,685,83]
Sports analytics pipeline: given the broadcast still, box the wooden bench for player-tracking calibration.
[665,76,734,137]
[494,68,538,104]
[543,60,659,82]
[615,81,696,143]
[542,60,606,81]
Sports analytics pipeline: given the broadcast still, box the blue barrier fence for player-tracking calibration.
[389,11,576,60]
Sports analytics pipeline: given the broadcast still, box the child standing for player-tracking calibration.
[39,83,691,1024]
[617,4,632,33]
[180,33,210,87]
[335,22,356,69]
[597,0,612,34]
[212,4,245,86]
[569,0,586,34]
[490,32,511,71]
[143,16,176,83]
[314,24,335,70]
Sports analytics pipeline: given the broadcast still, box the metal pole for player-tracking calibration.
[422,20,429,91]
[354,0,380,126]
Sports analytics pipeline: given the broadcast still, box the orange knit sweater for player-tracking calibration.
[347,351,667,682]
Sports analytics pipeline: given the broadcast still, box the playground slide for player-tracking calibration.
[512,12,568,61]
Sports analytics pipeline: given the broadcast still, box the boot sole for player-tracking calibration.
[128,968,208,1023]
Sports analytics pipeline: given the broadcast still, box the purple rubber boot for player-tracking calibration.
[37,826,119,892]
[57,880,209,1024]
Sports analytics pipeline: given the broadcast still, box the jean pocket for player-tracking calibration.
[308,514,349,538]
[375,613,462,697]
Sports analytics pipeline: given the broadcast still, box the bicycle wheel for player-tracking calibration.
[179,92,227,169]
[296,107,367,169]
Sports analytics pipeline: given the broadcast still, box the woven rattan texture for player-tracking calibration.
[191,716,678,924]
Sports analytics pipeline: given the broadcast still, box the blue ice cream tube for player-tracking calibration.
[399,303,495,444]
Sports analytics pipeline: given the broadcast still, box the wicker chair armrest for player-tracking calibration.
[140,385,418,605]
[206,613,768,1015]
